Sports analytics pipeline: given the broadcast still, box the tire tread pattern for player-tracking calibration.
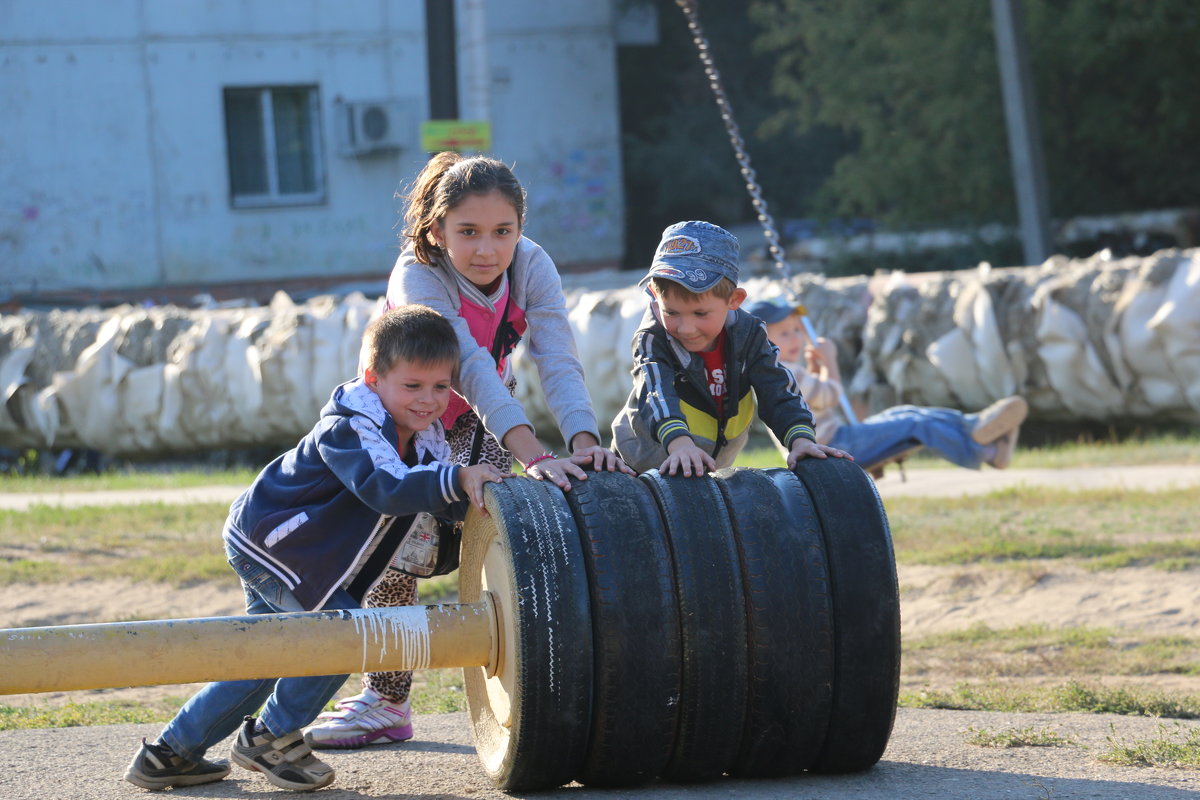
[640,471,748,782]
[459,478,593,790]
[785,459,900,773]
[715,467,835,776]
[564,471,681,787]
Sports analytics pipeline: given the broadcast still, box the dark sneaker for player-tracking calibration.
[231,716,335,791]
[124,738,230,790]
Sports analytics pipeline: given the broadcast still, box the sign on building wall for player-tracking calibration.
[420,120,493,153]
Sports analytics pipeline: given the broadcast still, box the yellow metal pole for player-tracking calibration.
[0,601,495,695]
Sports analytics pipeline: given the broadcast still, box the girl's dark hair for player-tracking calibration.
[401,152,527,264]
[362,304,460,378]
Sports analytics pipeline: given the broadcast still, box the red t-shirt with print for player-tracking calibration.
[698,331,727,418]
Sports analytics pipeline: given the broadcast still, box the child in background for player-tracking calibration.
[611,220,849,475]
[745,296,1027,471]
[306,152,630,750]
[123,306,508,792]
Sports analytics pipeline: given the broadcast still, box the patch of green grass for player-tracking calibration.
[901,681,1200,719]
[1086,540,1200,572]
[420,573,460,602]
[1,467,257,493]
[904,624,1200,682]
[0,697,187,730]
[902,681,1039,713]
[966,725,1075,748]
[908,622,1119,651]
[1012,432,1200,469]
[886,487,1199,568]
[0,559,63,583]
[409,669,467,714]
[736,430,1200,471]
[1052,683,1200,718]
[27,666,472,733]
[0,502,235,586]
[732,446,787,469]
[1099,722,1200,768]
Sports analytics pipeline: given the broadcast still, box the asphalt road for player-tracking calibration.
[3,708,1199,799]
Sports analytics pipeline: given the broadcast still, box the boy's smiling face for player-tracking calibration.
[653,284,747,352]
[364,358,455,443]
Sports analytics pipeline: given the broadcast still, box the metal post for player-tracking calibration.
[459,0,491,125]
[991,0,1052,265]
[0,602,495,695]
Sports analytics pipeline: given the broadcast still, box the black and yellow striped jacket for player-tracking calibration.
[611,305,816,473]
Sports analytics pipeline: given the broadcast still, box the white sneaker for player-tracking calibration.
[303,688,413,750]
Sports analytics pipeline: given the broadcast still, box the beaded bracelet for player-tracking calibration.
[524,452,557,470]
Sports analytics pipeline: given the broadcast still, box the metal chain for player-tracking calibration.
[673,0,792,288]
[673,1,861,424]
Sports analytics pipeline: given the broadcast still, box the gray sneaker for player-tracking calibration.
[231,716,335,791]
[987,425,1021,470]
[124,738,230,790]
[972,395,1028,444]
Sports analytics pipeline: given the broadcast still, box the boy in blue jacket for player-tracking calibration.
[125,304,508,793]
[612,220,850,475]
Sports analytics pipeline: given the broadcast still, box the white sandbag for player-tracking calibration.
[926,328,987,409]
[0,340,35,437]
[1033,295,1123,418]
[54,317,134,448]
[117,365,166,452]
[1148,256,1200,413]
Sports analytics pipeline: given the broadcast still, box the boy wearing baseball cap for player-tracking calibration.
[611,220,850,475]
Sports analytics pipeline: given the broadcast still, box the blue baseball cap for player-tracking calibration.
[744,297,798,324]
[641,220,740,293]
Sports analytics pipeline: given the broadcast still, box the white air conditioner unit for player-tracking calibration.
[337,99,411,156]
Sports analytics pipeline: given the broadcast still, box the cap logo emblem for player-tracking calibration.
[686,269,708,284]
[653,267,685,279]
[660,235,701,255]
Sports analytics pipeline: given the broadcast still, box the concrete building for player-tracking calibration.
[1,0,633,303]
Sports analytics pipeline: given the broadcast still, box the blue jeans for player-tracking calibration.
[828,405,985,470]
[157,540,354,761]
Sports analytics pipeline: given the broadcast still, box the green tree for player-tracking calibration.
[618,0,851,266]
[752,0,1200,227]
[753,1,1012,226]
[1024,0,1200,215]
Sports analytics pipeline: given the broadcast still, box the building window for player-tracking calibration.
[223,85,325,208]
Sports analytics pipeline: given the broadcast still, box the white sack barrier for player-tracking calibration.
[851,248,1200,423]
[0,293,380,454]
[0,250,1196,456]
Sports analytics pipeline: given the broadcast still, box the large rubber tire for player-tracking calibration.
[564,471,681,787]
[786,458,901,773]
[639,471,748,782]
[714,467,834,776]
[458,477,593,791]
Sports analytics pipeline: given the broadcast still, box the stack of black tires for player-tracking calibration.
[458,458,901,790]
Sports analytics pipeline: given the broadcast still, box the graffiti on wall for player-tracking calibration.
[525,148,620,263]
